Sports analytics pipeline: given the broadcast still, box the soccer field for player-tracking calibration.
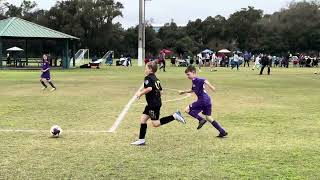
[1,66,320,179]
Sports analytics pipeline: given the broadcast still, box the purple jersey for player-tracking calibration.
[192,77,211,105]
[41,62,50,79]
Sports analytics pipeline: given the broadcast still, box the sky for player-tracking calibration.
[8,0,293,28]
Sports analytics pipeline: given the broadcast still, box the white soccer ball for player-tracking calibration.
[50,125,62,137]
[314,71,318,74]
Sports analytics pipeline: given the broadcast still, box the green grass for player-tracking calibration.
[1,65,320,179]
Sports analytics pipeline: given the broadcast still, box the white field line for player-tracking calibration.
[0,129,109,133]
[134,88,192,105]
[0,88,191,134]
[0,129,45,133]
[134,94,191,105]
[107,83,144,133]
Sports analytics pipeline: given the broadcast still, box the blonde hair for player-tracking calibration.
[146,61,158,73]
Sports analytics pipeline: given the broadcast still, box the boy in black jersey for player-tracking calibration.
[131,61,186,146]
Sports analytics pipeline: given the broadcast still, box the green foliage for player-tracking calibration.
[4,0,37,18]
[2,0,320,57]
[256,1,320,53]
[0,0,6,19]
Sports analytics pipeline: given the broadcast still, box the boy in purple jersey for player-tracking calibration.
[40,54,56,91]
[179,65,228,137]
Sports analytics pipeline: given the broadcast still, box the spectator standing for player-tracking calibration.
[260,54,271,75]
[231,53,240,70]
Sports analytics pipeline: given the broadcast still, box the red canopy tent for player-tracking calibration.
[160,49,172,54]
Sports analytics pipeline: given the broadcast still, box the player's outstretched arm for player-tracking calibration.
[179,89,194,95]
[204,80,216,92]
[136,87,152,99]
[42,68,50,72]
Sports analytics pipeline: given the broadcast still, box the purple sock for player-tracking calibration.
[188,110,204,122]
[211,120,225,134]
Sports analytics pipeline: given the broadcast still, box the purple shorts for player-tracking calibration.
[41,74,51,81]
[189,101,212,116]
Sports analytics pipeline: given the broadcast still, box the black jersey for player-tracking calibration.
[261,56,269,66]
[144,73,162,107]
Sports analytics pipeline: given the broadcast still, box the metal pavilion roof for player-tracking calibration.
[0,17,79,40]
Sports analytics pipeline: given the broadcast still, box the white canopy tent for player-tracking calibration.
[7,46,24,51]
[218,49,231,53]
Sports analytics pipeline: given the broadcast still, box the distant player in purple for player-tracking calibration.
[179,65,228,137]
[40,54,56,91]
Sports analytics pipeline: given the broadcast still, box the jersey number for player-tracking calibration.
[155,81,161,90]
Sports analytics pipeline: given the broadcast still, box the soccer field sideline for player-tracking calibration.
[0,86,193,134]
[108,83,144,133]
[1,66,320,179]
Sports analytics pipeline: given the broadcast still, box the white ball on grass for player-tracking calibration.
[50,125,62,137]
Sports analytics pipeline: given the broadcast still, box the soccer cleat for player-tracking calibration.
[41,87,47,90]
[173,111,186,124]
[50,88,56,92]
[217,132,228,138]
[197,119,207,130]
[131,139,146,146]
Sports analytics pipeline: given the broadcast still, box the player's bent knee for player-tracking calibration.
[205,116,213,122]
[140,119,147,124]
[152,121,161,127]
[140,115,149,123]
[140,118,148,124]
[185,106,190,113]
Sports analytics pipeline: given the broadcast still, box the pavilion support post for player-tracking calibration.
[0,38,2,67]
[25,39,28,66]
[72,41,76,67]
[62,40,69,69]
[40,39,44,54]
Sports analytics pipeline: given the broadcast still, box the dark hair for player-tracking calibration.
[185,65,197,73]
[147,61,158,73]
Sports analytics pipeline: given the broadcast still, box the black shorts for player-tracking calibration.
[143,106,161,120]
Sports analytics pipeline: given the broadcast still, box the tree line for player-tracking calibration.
[1,0,320,58]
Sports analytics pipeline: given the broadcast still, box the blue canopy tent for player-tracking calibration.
[202,49,214,54]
